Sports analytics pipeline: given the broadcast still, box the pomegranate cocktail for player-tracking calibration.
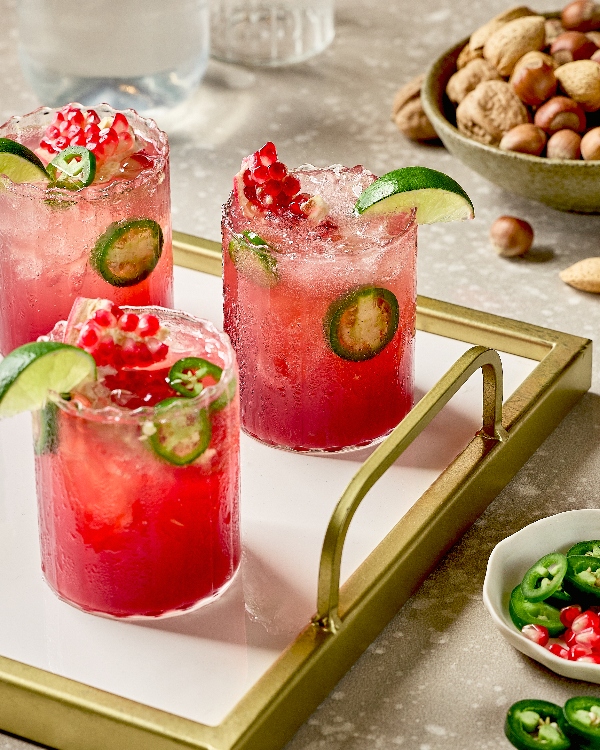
[32,298,239,618]
[222,143,417,452]
[0,103,173,355]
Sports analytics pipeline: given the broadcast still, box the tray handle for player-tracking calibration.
[313,345,508,633]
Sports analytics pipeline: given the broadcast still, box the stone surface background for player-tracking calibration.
[1,0,600,747]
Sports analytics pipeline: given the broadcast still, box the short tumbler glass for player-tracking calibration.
[34,308,240,619]
[211,0,335,66]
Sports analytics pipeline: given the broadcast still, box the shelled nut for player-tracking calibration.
[483,16,546,76]
[392,74,438,141]
[534,96,587,132]
[456,80,530,145]
[550,30,598,63]
[581,125,600,156]
[554,59,600,110]
[490,216,534,257]
[546,18,566,45]
[457,44,484,69]
[546,128,583,157]
[560,257,600,292]
[499,123,547,154]
[446,59,502,104]
[561,0,600,32]
[510,51,557,105]
[470,6,536,52]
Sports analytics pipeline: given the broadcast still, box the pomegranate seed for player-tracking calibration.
[93,309,116,328]
[262,179,283,198]
[560,605,582,628]
[574,627,600,648]
[251,165,269,184]
[55,136,68,150]
[564,628,577,647]
[65,108,85,127]
[521,624,549,647]
[87,109,100,125]
[577,653,600,663]
[39,139,58,154]
[288,199,305,215]
[569,644,595,660]
[148,340,168,362]
[95,337,116,366]
[84,123,100,140]
[69,132,86,147]
[243,185,258,203]
[242,169,254,186]
[258,141,277,166]
[110,303,124,319]
[547,643,569,658]
[78,323,100,348]
[281,174,301,197]
[118,313,139,332]
[136,314,160,337]
[46,125,60,140]
[572,610,600,633]
[111,112,129,133]
[268,161,287,181]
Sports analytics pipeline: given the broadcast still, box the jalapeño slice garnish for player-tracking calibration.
[565,555,600,601]
[91,218,164,287]
[228,231,278,287]
[47,146,96,190]
[149,398,211,466]
[508,585,565,637]
[567,541,600,559]
[505,699,571,750]
[324,285,399,362]
[168,357,223,398]
[520,552,568,603]
[563,696,600,749]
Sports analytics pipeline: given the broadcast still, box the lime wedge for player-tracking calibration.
[0,342,96,418]
[355,167,474,224]
[0,138,49,184]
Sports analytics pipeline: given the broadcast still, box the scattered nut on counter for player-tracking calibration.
[391,74,438,141]
[490,216,534,257]
[560,257,600,291]
[445,0,600,158]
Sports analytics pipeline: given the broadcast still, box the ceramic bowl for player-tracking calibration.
[421,36,600,213]
[483,509,600,682]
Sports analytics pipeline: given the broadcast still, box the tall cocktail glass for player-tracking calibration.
[223,164,417,452]
[0,104,173,355]
[34,307,240,618]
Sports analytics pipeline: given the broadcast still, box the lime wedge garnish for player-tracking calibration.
[354,167,474,224]
[0,342,96,418]
[0,138,49,184]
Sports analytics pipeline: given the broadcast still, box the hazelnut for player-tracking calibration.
[510,51,557,106]
[581,126,600,157]
[554,59,600,111]
[470,6,536,52]
[550,31,598,64]
[534,96,587,133]
[446,59,502,104]
[499,123,547,155]
[456,80,530,145]
[490,216,534,257]
[483,16,546,76]
[546,18,566,46]
[392,74,438,141]
[457,43,483,69]
[546,128,582,158]
[561,0,600,32]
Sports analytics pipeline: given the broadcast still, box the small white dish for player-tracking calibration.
[483,509,600,683]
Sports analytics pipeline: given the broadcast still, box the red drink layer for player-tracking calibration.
[34,307,240,618]
[223,163,417,452]
[0,104,173,355]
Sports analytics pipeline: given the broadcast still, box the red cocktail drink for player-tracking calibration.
[223,147,416,452]
[0,104,173,355]
[34,303,239,618]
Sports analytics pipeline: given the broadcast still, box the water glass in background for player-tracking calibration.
[16,0,210,112]
[211,0,334,66]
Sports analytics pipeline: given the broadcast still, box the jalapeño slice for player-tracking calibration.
[324,286,399,362]
[47,146,96,190]
[149,398,211,466]
[228,231,278,287]
[505,700,571,750]
[168,357,223,398]
[567,541,600,559]
[509,585,565,637]
[563,697,600,749]
[520,552,568,602]
[92,218,163,287]
[565,555,600,601]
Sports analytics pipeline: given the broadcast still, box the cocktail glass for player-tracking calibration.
[34,307,240,618]
[222,164,417,453]
[0,104,173,355]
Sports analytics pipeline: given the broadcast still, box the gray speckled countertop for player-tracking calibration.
[2,0,600,748]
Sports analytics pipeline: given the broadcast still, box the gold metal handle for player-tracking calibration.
[313,345,508,633]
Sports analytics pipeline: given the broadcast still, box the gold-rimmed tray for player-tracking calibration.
[0,231,592,750]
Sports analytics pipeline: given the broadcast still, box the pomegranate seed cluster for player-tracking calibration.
[75,303,168,368]
[523,606,600,664]
[37,105,137,179]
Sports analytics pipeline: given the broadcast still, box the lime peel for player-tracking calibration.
[355,166,474,225]
[0,342,96,418]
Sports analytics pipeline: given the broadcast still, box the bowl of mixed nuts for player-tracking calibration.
[421,2,600,212]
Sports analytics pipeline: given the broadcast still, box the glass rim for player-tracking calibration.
[44,306,237,425]
[0,103,169,203]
